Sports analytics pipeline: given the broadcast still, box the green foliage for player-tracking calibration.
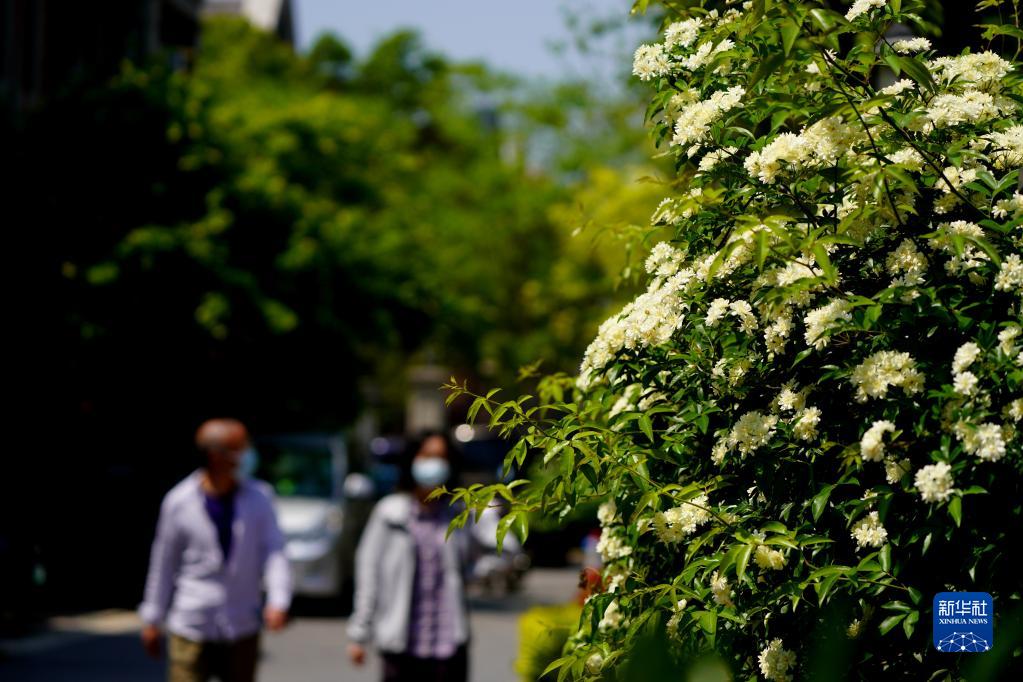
[449,0,1023,679]
[26,18,655,429]
[515,603,583,681]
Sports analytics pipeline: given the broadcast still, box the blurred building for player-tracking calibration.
[1,0,202,115]
[202,0,294,44]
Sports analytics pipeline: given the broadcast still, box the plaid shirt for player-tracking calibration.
[405,503,459,659]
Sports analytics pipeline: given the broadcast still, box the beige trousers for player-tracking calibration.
[168,633,260,682]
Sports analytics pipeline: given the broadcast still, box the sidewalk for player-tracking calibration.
[0,568,579,682]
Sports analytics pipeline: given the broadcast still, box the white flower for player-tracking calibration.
[653,495,712,543]
[926,90,1003,128]
[706,297,731,326]
[847,619,863,639]
[793,406,822,441]
[851,511,888,549]
[850,350,925,402]
[914,462,954,502]
[722,411,779,457]
[957,422,1007,461]
[666,599,688,630]
[928,52,1013,87]
[664,17,703,49]
[892,37,932,54]
[729,299,759,333]
[886,239,928,292]
[776,383,806,412]
[889,147,925,171]
[671,86,746,148]
[596,527,633,562]
[710,570,733,607]
[632,43,670,81]
[953,342,982,374]
[995,253,1023,294]
[999,325,1020,355]
[953,371,979,396]
[599,599,623,631]
[885,457,911,484]
[879,78,914,96]
[860,420,896,462]
[585,653,604,675]
[1005,398,1023,422]
[598,500,618,526]
[754,544,787,570]
[804,299,853,349]
[985,125,1023,169]
[758,639,797,682]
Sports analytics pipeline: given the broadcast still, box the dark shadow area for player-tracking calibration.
[0,631,162,682]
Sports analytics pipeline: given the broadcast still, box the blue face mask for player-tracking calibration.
[236,448,258,479]
[411,457,450,488]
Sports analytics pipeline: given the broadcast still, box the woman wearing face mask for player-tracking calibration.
[346,431,472,682]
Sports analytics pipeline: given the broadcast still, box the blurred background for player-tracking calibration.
[0,1,985,679]
[1,1,663,678]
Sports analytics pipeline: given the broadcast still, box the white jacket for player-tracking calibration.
[346,493,472,653]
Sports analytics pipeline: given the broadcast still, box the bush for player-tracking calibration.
[448,0,1023,679]
[515,603,583,681]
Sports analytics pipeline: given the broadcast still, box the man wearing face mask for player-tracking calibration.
[139,418,292,682]
[347,431,474,682]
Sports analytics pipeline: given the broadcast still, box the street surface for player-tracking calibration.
[0,567,577,682]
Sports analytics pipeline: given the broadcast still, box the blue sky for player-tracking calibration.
[293,0,654,81]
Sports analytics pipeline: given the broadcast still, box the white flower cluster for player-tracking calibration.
[886,239,928,294]
[984,125,1023,170]
[632,43,670,81]
[793,406,822,441]
[892,37,931,54]
[956,422,1007,462]
[880,79,915,97]
[885,457,911,484]
[914,462,954,502]
[597,500,618,526]
[666,598,689,631]
[653,494,712,543]
[596,527,633,562]
[671,86,746,148]
[928,221,989,278]
[754,544,787,570]
[745,117,858,183]
[929,52,1013,88]
[713,411,779,463]
[851,510,888,549]
[995,253,1023,294]
[710,570,733,607]
[599,599,623,631]
[804,298,853,349]
[758,639,797,682]
[860,420,896,462]
[578,271,691,389]
[664,17,703,50]
[850,350,925,402]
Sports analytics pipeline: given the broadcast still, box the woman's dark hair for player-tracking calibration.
[397,430,460,491]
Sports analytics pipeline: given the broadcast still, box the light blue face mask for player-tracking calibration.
[411,457,450,488]
[236,447,258,479]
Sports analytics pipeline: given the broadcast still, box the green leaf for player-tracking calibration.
[780,19,801,56]
[879,543,892,572]
[736,544,754,582]
[880,613,907,635]
[948,496,962,527]
[812,484,836,521]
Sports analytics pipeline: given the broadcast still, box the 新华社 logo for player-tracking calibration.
[933,592,993,653]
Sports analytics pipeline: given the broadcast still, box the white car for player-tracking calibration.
[255,434,350,598]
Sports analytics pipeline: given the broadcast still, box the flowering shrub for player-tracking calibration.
[445,0,1023,678]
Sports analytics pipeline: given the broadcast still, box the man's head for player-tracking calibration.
[195,418,250,477]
